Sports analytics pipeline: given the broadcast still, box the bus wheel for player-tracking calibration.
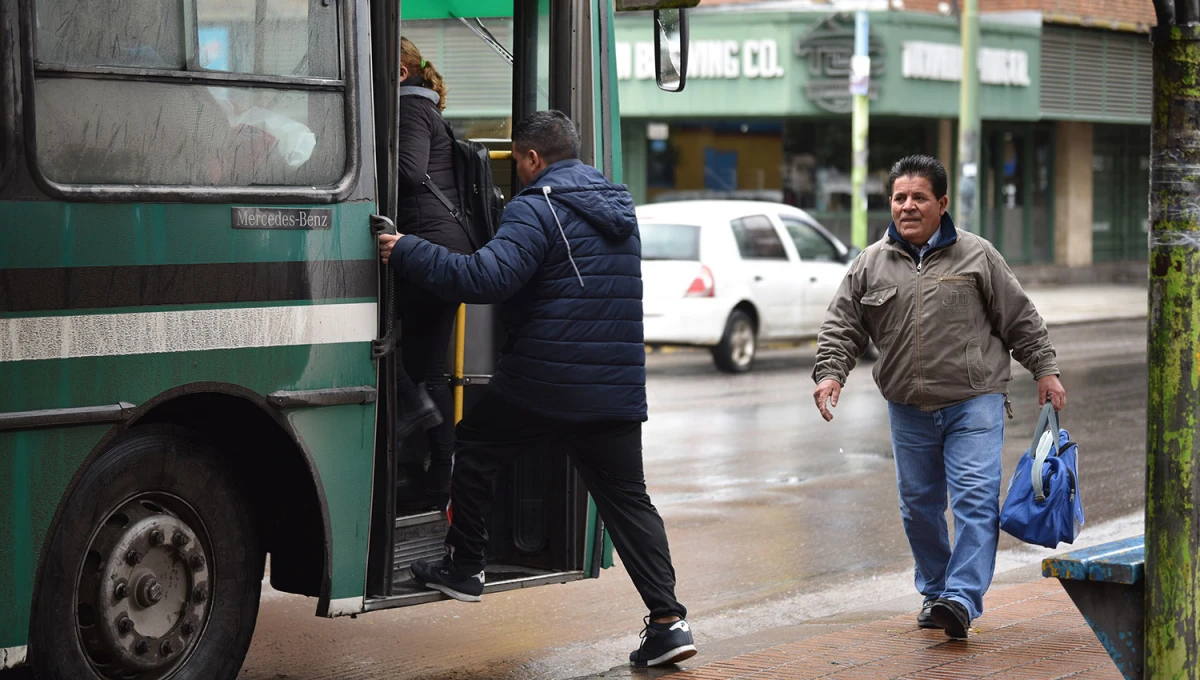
[30,426,263,680]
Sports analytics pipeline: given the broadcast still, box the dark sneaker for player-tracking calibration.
[917,600,942,629]
[930,598,971,640]
[629,618,697,667]
[409,556,484,602]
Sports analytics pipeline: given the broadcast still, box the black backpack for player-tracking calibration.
[423,121,505,253]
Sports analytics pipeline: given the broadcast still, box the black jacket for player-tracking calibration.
[389,159,646,422]
[396,86,472,255]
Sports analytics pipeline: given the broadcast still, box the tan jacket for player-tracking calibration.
[813,219,1059,411]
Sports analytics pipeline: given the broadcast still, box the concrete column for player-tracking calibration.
[937,119,954,207]
[1054,120,1094,268]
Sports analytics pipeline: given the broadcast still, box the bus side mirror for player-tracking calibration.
[653,9,689,92]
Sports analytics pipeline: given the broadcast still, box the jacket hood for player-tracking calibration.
[887,212,958,260]
[519,159,638,241]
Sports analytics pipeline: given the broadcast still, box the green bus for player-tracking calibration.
[0,0,692,676]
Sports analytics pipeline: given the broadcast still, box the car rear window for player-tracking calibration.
[640,223,701,261]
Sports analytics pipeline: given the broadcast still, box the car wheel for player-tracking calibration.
[712,309,757,373]
[30,425,263,680]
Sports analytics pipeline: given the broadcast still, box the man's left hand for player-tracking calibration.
[378,232,404,266]
[1038,374,1066,411]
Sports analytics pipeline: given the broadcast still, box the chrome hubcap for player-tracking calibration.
[77,495,211,678]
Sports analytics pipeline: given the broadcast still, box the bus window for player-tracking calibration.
[28,0,350,190]
[195,0,340,78]
[0,4,11,190]
[35,0,187,69]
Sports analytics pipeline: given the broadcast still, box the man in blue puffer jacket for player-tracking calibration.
[378,110,695,668]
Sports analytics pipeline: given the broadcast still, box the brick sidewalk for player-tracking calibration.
[665,581,1121,680]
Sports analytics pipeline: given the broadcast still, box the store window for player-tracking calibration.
[980,125,1056,265]
[643,122,784,203]
[30,0,348,189]
[782,118,938,242]
[1093,125,1150,262]
[731,215,788,260]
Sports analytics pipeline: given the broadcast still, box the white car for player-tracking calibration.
[637,200,861,373]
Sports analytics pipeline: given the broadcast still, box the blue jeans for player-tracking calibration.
[888,394,1005,620]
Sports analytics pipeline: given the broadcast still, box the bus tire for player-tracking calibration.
[29,425,263,680]
[712,309,757,374]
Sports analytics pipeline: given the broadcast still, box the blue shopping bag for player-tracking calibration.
[999,402,1084,549]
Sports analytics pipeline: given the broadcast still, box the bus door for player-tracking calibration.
[365,0,594,605]
[364,0,698,608]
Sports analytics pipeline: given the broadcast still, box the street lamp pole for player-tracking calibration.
[955,0,980,233]
[849,11,871,250]
[1147,0,1200,676]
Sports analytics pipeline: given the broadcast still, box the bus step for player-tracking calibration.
[392,511,449,582]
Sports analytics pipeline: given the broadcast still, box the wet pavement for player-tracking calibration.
[2,319,1148,680]
[661,580,1123,680]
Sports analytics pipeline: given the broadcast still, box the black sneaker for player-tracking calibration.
[917,600,942,629]
[629,618,697,667]
[409,556,484,602]
[929,598,971,640]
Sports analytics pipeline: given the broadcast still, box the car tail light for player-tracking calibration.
[685,265,715,298]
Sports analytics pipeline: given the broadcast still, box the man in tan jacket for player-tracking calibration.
[812,155,1066,640]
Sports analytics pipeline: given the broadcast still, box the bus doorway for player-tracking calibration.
[364,0,604,606]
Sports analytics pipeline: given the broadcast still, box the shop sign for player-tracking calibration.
[901,41,1031,86]
[615,39,786,81]
[795,14,885,114]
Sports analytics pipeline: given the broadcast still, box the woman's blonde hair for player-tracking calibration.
[400,37,447,112]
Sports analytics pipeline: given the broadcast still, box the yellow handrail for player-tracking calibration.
[451,149,508,423]
[453,303,466,424]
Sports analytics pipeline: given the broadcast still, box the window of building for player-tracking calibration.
[29,0,349,190]
[781,217,839,262]
[731,215,787,260]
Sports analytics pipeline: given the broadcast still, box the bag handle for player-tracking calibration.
[1030,401,1060,502]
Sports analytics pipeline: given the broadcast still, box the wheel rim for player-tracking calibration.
[729,318,756,368]
[76,493,212,679]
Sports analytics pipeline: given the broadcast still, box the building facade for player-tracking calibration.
[617,0,1154,268]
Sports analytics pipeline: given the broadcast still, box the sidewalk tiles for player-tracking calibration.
[665,580,1121,680]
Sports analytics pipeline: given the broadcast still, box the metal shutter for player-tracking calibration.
[1040,27,1152,123]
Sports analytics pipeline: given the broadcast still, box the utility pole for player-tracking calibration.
[1147,1,1200,676]
[955,0,980,233]
[849,11,870,250]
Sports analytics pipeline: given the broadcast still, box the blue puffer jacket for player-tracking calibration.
[388,158,646,422]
